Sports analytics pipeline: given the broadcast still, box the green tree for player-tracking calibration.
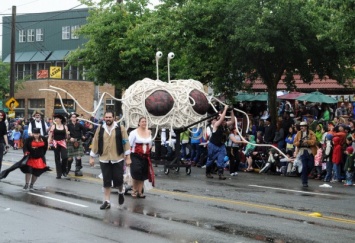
[0,61,10,100]
[0,60,25,102]
[69,0,354,125]
[151,0,353,124]
[68,0,156,90]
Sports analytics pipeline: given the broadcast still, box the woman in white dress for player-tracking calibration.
[129,117,154,198]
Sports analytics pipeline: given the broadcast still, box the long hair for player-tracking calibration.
[0,110,7,120]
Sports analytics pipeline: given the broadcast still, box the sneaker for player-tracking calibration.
[23,183,29,190]
[206,174,214,179]
[100,201,111,210]
[118,193,125,205]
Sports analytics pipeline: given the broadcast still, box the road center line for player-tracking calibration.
[27,192,88,208]
[249,185,334,196]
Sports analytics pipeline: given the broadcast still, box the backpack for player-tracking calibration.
[321,142,333,162]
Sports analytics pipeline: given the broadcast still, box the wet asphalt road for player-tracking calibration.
[1,149,355,243]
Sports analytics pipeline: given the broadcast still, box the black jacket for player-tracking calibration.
[23,136,48,159]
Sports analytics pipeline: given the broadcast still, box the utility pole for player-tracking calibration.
[10,6,16,98]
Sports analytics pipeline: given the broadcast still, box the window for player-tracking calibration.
[19,30,26,42]
[29,99,45,109]
[17,64,24,80]
[54,99,75,110]
[36,28,43,41]
[106,99,115,112]
[16,99,25,108]
[62,26,70,40]
[27,29,35,42]
[71,25,80,39]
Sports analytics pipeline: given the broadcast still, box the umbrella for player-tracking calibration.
[234,93,255,101]
[246,92,268,101]
[296,91,337,104]
[278,91,305,100]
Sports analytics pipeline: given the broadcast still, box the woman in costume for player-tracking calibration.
[128,117,154,198]
[47,114,69,179]
[0,110,10,172]
[21,128,50,190]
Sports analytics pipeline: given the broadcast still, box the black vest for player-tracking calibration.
[209,126,226,147]
[98,125,124,156]
[30,120,47,136]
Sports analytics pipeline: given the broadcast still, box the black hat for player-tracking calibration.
[68,112,79,119]
[53,114,66,123]
[32,128,41,134]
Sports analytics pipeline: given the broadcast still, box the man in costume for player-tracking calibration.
[293,121,317,187]
[67,113,86,176]
[28,110,49,137]
[89,111,131,209]
[205,105,235,180]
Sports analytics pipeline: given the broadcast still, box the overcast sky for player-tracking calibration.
[0,0,160,57]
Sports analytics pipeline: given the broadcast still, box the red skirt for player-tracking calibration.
[27,157,47,169]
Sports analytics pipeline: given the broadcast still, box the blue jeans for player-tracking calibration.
[333,163,341,181]
[190,143,201,163]
[324,159,333,181]
[301,150,314,185]
[206,143,226,174]
[345,171,354,185]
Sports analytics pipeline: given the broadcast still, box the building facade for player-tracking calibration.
[2,8,116,119]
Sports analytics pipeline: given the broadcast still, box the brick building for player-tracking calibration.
[2,8,116,119]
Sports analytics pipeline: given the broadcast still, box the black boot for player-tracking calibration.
[62,159,68,177]
[67,159,73,174]
[55,159,62,179]
[75,159,83,176]
[206,166,213,178]
[218,168,226,180]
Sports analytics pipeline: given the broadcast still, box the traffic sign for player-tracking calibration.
[8,110,15,118]
[5,97,19,110]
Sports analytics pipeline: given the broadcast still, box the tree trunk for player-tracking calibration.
[266,80,278,126]
[115,88,123,116]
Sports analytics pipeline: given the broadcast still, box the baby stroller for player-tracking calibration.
[259,149,281,174]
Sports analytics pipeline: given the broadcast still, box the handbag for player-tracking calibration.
[124,167,133,186]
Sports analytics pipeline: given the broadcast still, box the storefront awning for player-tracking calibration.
[47,50,70,61]
[3,52,24,63]
[30,51,51,61]
[16,51,37,62]
[53,109,75,116]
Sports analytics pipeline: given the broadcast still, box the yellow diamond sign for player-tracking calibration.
[5,97,19,110]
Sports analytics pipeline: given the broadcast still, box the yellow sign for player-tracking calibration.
[50,66,62,79]
[5,97,19,110]
[8,110,15,118]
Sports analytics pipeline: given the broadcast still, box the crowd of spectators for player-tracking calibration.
[155,100,355,186]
